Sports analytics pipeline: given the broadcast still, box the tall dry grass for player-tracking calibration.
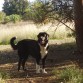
[0,21,74,44]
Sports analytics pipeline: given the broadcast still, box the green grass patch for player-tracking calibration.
[0,70,10,83]
[0,70,10,79]
[52,67,83,83]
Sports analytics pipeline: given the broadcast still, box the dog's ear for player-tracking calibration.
[37,33,41,38]
[37,34,39,38]
[46,33,49,38]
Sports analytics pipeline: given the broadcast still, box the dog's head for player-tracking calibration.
[37,32,49,46]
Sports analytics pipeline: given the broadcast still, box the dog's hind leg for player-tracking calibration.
[18,58,22,71]
[22,58,27,71]
[36,59,41,73]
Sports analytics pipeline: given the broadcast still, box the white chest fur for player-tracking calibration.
[39,43,48,59]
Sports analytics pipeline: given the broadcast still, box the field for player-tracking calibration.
[0,21,74,44]
[0,22,83,83]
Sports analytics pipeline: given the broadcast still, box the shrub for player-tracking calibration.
[10,14,21,23]
[4,14,21,23]
[4,16,11,23]
[0,12,6,23]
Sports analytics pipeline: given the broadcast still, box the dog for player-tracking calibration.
[10,32,49,74]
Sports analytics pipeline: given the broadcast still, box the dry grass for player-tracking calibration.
[0,21,74,44]
[0,22,38,44]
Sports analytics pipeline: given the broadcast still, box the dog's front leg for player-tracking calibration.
[18,58,22,71]
[42,68,47,74]
[41,56,47,74]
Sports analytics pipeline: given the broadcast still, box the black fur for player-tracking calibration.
[10,32,49,72]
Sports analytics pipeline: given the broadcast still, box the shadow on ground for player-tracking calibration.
[0,41,82,82]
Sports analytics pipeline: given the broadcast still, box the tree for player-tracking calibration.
[23,0,50,23]
[3,0,10,15]
[32,0,74,23]
[31,0,47,23]
[3,0,29,15]
[74,0,83,53]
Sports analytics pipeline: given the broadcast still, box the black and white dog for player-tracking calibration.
[10,32,49,73]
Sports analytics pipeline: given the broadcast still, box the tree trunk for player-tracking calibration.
[74,0,83,53]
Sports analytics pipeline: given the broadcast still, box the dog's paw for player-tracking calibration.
[42,71,47,74]
[41,69,47,74]
[26,74,29,78]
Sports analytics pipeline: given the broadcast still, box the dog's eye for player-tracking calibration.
[44,34,46,37]
[41,36,43,38]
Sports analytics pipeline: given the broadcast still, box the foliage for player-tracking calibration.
[9,14,21,23]
[22,6,33,21]
[2,0,74,23]
[23,1,46,23]
[25,0,74,23]
[31,1,46,23]
[3,0,29,15]
[0,12,6,23]
[43,0,74,22]
[52,67,83,83]
[4,14,21,23]
[0,70,10,79]
[4,16,11,23]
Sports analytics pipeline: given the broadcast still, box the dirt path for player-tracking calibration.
[0,39,77,83]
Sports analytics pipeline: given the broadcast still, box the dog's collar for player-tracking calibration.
[38,41,48,47]
[38,43,48,48]
[38,43,45,47]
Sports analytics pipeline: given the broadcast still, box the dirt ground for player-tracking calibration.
[0,39,81,83]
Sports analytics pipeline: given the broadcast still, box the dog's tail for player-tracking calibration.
[10,37,17,50]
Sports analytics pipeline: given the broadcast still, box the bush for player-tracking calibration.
[0,12,6,23]
[10,14,21,23]
[4,14,21,23]
[4,16,11,23]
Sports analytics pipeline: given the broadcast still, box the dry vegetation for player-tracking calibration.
[0,21,74,44]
